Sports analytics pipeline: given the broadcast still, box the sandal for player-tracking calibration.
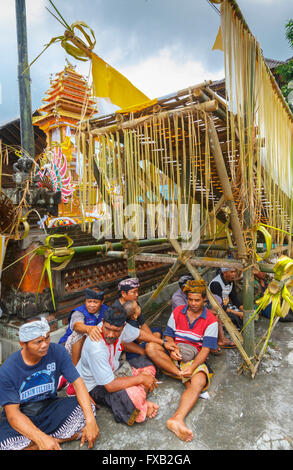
[210,347,222,356]
[221,341,236,349]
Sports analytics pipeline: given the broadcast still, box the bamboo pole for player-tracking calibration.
[207,111,255,361]
[85,80,215,130]
[73,238,169,255]
[15,0,35,160]
[105,251,243,270]
[90,102,215,137]
[207,116,247,259]
[125,242,137,277]
[200,194,226,237]
[141,257,183,316]
[193,88,227,122]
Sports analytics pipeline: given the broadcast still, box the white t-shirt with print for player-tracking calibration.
[76,322,139,392]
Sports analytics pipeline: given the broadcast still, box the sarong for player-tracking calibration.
[162,360,212,389]
[64,330,86,357]
[90,356,156,425]
[0,397,94,450]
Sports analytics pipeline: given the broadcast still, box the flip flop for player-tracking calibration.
[221,341,236,349]
[210,347,222,356]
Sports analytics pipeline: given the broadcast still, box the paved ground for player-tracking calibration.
[61,313,293,452]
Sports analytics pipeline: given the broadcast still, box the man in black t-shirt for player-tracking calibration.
[209,268,243,330]
[112,278,162,360]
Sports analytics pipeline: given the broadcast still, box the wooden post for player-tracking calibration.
[207,117,246,258]
[15,0,35,159]
[125,241,137,277]
[105,251,243,270]
[207,115,256,360]
[200,194,226,237]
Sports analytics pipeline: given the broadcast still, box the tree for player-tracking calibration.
[275,20,293,112]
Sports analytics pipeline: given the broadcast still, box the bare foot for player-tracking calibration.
[146,401,159,419]
[166,417,194,442]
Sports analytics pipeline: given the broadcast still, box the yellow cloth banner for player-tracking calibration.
[115,98,158,115]
[212,26,224,51]
[91,52,151,109]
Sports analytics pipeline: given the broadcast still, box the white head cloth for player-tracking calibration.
[19,317,50,342]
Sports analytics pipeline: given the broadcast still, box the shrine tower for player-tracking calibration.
[33,62,97,166]
[32,63,97,216]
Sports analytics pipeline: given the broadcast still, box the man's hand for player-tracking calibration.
[35,434,62,450]
[180,365,194,379]
[223,297,229,307]
[80,418,99,449]
[139,372,158,393]
[88,326,102,342]
[163,341,177,353]
[227,308,243,319]
[170,346,182,362]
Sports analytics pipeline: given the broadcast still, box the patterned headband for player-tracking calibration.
[183,279,206,294]
[118,278,140,292]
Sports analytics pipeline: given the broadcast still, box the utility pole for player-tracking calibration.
[15,0,35,159]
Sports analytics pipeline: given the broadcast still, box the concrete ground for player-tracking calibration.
[61,312,293,452]
[2,280,293,453]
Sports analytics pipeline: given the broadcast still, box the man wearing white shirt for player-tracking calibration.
[76,306,175,425]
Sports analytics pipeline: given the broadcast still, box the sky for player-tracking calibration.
[0,0,292,123]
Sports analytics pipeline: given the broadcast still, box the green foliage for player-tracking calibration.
[285,19,293,47]
[275,20,293,112]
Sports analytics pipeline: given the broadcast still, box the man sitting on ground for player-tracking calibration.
[58,288,107,394]
[112,277,162,358]
[59,287,107,364]
[145,279,218,442]
[76,306,175,426]
[0,317,99,451]
[119,300,162,367]
[209,268,243,330]
[173,274,234,351]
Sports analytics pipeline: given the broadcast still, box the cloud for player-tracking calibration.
[1,0,47,27]
[1,0,292,123]
[120,46,224,99]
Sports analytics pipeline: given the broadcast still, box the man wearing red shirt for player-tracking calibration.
[146,279,218,442]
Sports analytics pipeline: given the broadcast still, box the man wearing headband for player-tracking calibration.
[112,277,162,359]
[209,268,243,331]
[146,279,218,442]
[76,306,176,426]
[58,287,108,395]
[112,277,140,314]
[0,317,99,450]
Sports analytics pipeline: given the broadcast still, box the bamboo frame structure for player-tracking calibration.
[20,0,289,378]
[74,66,292,376]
